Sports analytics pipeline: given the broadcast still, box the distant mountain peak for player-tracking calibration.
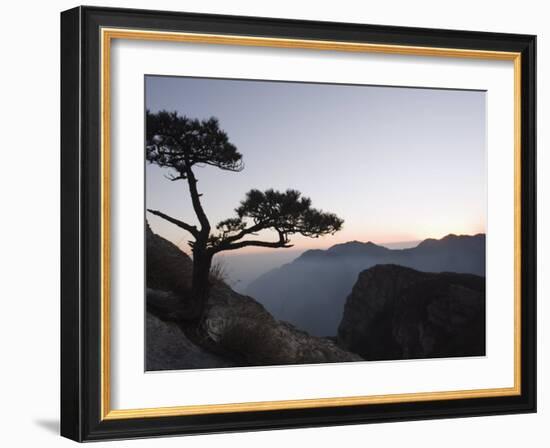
[297,240,387,261]
[297,248,326,260]
[417,233,485,249]
[327,240,388,255]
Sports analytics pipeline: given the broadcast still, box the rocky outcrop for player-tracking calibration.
[337,264,485,360]
[247,234,486,337]
[146,312,235,370]
[146,223,362,370]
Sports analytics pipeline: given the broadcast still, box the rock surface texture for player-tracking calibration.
[337,264,485,360]
[146,312,235,370]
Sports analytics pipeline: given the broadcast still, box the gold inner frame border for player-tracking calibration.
[99,27,522,421]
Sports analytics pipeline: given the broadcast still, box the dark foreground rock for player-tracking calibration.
[146,223,362,370]
[337,264,485,360]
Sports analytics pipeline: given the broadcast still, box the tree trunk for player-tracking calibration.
[188,246,213,322]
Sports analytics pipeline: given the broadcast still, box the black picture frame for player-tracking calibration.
[61,5,536,442]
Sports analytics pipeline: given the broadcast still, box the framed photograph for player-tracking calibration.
[60,6,536,441]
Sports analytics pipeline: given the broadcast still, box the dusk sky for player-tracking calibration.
[145,75,486,258]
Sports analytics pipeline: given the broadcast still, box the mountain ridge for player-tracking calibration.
[298,233,485,261]
[246,233,486,337]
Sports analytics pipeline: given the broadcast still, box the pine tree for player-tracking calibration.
[146,110,343,321]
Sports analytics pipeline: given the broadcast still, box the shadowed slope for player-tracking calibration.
[146,224,362,370]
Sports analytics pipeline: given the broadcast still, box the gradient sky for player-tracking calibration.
[145,75,486,255]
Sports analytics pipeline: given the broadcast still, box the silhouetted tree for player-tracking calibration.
[146,110,343,321]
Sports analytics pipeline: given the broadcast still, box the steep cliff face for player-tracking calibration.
[146,224,362,370]
[246,234,485,337]
[337,265,485,360]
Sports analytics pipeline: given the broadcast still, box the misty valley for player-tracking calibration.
[247,233,485,337]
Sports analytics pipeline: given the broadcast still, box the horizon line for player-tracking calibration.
[203,231,487,257]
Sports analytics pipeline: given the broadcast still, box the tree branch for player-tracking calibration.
[212,229,292,253]
[221,220,269,244]
[214,240,293,252]
[147,209,199,238]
